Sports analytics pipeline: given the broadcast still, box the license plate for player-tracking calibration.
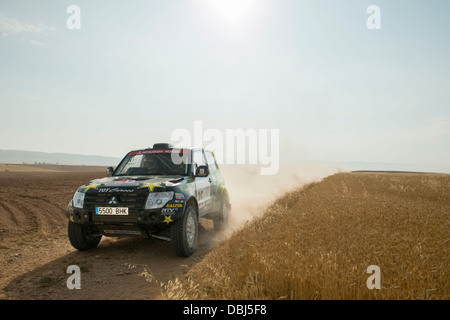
[96,207,129,215]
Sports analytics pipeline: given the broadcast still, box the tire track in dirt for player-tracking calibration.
[0,202,18,231]
[0,194,25,231]
[7,196,63,234]
[0,181,68,231]
[0,171,102,236]
[19,197,66,234]
[0,169,106,299]
[1,194,58,234]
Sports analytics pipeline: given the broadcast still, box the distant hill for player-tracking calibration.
[336,161,450,174]
[311,160,449,175]
[0,150,122,166]
[0,149,448,174]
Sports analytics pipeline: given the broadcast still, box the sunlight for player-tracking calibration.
[201,0,260,25]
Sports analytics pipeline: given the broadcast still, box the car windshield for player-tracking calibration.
[114,150,190,176]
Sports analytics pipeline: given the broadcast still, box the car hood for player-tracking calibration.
[80,175,188,193]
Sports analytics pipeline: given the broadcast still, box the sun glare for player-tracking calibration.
[202,0,259,25]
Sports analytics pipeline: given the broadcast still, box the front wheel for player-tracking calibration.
[171,205,198,257]
[68,220,102,251]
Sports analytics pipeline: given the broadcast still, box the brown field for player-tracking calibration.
[0,164,66,173]
[0,163,106,173]
[161,172,450,300]
[0,165,448,300]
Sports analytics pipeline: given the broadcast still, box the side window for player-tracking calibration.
[192,150,206,171]
[205,151,217,174]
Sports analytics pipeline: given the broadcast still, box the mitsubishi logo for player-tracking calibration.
[108,196,119,205]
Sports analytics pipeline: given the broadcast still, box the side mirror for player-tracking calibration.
[106,166,115,177]
[195,165,209,177]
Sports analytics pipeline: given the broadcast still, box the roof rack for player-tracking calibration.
[152,143,174,149]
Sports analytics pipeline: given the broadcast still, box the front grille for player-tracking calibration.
[84,191,148,223]
[84,192,148,209]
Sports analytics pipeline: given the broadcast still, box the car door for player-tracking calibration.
[205,151,221,212]
[192,149,212,216]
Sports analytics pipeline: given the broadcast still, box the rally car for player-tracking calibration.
[66,143,231,257]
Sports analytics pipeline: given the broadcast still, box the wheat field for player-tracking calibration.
[160,172,449,300]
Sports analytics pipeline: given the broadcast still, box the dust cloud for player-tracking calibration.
[219,162,348,234]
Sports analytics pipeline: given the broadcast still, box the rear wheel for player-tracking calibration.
[171,205,198,257]
[68,221,102,251]
[213,198,229,230]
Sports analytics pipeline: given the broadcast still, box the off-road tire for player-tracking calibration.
[213,197,229,230]
[68,220,102,251]
[171,205,198,257]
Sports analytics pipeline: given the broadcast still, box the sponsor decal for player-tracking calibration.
[163,215,173,224]
[139,183,162,192]
[175,193,185,199]
[128,149,190,156]
[166,203,183,208]
[161,208,176,214]
[84,183,99,193]
[98,188,135,193]
[114,179,136,184]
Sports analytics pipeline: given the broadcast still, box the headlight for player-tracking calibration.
[73,190,85,209]
[145,192,174,209]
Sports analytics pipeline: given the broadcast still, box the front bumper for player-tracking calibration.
[66,203,184,235]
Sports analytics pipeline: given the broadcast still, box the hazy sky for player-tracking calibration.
[0,0,449,172]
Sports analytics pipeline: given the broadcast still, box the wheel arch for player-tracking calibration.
[185,196,199,218]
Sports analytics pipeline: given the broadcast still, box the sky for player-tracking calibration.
[0,0,449,172]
